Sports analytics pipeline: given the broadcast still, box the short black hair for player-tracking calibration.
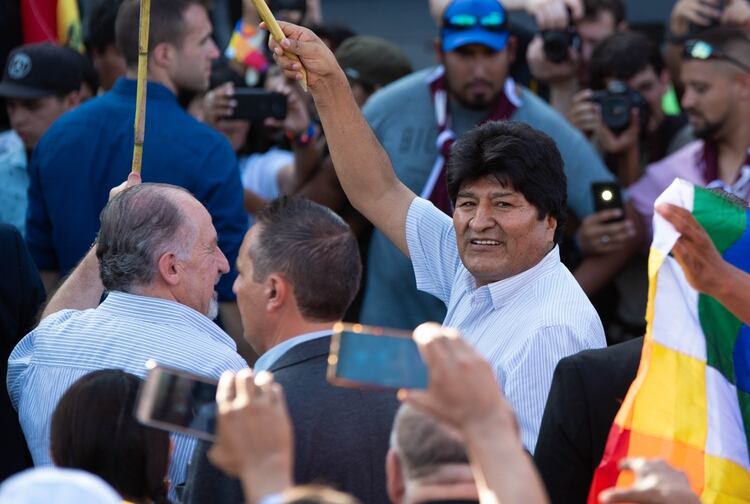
[251,196,361,321]
[115,0,208,68]
[85,0,124,54]
[447,121,567,244]
[51,370,170,503]
[583,0,626,26]
[589,31,663,90]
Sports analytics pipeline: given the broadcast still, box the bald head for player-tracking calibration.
[96,183,197,292]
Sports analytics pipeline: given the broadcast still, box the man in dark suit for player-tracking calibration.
[533,336,642,504]
[0,224,46,481]
[183,196,399,504]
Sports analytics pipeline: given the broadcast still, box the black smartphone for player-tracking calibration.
[327,323,428,390]
[591,182,624,221]
[230,88,287,121]
[135,361,218,442]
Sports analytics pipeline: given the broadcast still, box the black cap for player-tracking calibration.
[0,43,83,99]
[335,36,413,89]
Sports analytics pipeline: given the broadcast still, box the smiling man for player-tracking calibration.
[267,22,606,452]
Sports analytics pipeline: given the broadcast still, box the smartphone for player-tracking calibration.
[135,361,218,442]
[229,88,287,121]
[327,323,428,390]
[591,182,624,222]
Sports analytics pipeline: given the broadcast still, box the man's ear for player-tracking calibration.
[62,90,81,109]
[434,37,445,65]
[546,214,557,242]
[151,42,173,70]
[265,273,288,313]
[386,449,406,504]
[157,252,180,286]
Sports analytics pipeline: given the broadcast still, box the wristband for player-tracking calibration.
[286,123,317,148]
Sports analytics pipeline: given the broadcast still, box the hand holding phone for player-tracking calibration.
[591,182,624,221]
[327,323,428,390]
[229,88,287,121]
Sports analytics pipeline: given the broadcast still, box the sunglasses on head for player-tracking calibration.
[683,39,750,72]
[443,12,507,32]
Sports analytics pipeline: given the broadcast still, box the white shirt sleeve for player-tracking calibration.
[405,197,462,304]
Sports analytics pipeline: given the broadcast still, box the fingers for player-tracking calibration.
[655,204,703,241]
[216,371,238,408]
[565,0,584,19]
[125,171,142,188]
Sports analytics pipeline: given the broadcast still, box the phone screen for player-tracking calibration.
[327,323,428,390]
[136,362,218,441]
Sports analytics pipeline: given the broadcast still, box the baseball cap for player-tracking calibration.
[335,36,413,89]
[441,0,510,52]
[0,43,83,99]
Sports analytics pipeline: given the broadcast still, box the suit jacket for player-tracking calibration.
[183,336,399,504]
[533,337,643,504]
[0,224,45,481]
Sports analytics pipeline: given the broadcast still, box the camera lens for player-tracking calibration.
[542,31,570,63]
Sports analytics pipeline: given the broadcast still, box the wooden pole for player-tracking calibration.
[131,0,151,174]
[250,0,308,92]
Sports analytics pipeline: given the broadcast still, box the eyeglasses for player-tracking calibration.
[683,39,750,73]
[443,12,507,33]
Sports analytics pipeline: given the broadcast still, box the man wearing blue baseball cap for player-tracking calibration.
[358,0,620,334]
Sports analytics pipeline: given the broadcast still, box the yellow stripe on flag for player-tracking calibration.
[703,454,750,502]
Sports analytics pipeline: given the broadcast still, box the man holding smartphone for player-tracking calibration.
[268,24,606,452]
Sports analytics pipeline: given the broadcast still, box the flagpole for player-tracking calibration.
[131,0,151,174]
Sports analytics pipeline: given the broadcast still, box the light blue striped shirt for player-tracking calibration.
[6,291,248,499]
[406,197,606,452]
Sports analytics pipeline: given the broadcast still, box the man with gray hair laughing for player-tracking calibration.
[7,174,248,500]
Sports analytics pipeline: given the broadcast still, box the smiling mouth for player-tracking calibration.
[470,239,502,246]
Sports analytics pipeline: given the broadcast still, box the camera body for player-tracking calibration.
[589,80,648,134]
[542,25,581,63]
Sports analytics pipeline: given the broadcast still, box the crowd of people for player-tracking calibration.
[1,0,749,502]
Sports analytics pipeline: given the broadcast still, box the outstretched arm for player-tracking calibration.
[267,22,416,256]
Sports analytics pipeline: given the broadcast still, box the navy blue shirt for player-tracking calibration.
[26,78,247,300]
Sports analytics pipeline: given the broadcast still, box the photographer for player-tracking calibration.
[526,0,626,119]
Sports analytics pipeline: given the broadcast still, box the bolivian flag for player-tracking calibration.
[589,179,750,502]
[20,0,83,51]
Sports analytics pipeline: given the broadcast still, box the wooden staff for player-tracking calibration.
[250,0,308,92]
[131,0,151,174]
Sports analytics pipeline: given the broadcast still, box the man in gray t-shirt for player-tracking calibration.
[359,0,617,329]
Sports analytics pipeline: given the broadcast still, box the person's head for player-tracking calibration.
[0,43,82,149]
[307,23,356,53]
[96,183,229,319]
[233,196,361,353]
[386,405,476,504]
[50,370,170,503]
[335,36,413,107]
[680,26,750,142]
[86,0,127,91]
[69,49,100,101]
[276,485,362,504]
[576,0,626,78]
[436,0,517,110]
[115,0,219,94]
[589,30,668,131]
[446,121,566,287]
[0,467,122,504]
[270,0,307,24]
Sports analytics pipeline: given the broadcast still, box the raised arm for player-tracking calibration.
[267,22,416,256]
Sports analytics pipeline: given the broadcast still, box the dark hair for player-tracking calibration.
[96,183,194,292]
[250,196,361,321]
[50,369,170,503]
[685,26,750,68]
[447,121,567,244]
[391,405,469,480]
[115,0,208,67]
[583,0,626,26]
[306,23,356,53]
[589,31,663,90]
[86,0,124,54]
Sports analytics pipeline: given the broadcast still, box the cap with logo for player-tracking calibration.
[441,0,509,53]
[0,43,83,99]
[335,36,413,89]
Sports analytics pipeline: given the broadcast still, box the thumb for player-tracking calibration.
[126,171,142,188]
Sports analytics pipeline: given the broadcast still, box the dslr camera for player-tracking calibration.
[588,80,648,135]
[541,15,581,63]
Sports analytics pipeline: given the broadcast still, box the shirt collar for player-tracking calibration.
[111,78,178,103]
[253,330,332,372]
[97,291,236,349]
[463,245,561,310]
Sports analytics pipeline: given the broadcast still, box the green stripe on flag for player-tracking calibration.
[693,187,747,252]
[700,294,741,384]
[740,389,750,462]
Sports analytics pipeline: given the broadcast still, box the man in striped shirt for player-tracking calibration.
[269,25,606,451]
[7,175,248,499]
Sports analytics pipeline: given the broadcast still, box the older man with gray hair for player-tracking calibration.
[7,175,247,500]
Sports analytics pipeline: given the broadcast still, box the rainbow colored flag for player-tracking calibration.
[20,0,83,51]
[589,179,750,502]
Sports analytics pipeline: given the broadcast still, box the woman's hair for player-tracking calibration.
[51,369,171,503]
